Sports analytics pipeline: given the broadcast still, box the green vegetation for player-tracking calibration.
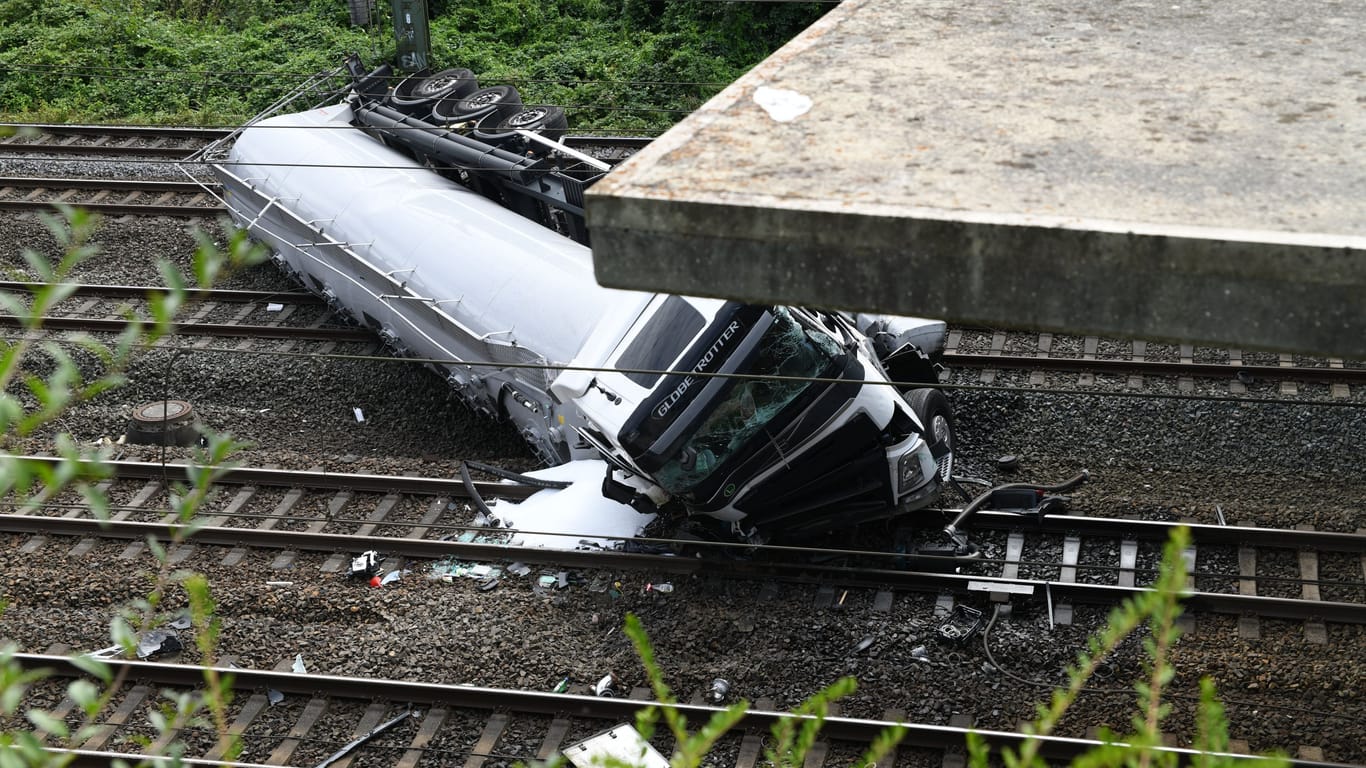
[0,0,830,131]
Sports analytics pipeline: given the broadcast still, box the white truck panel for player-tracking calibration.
[227,104,633,365]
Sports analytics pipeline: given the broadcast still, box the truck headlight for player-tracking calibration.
[897,443,939,494]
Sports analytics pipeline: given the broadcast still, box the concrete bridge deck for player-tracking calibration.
[585,0,1364,357]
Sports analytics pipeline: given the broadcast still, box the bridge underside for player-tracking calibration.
[585,0,1365,357]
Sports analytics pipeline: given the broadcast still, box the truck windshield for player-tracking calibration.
[653,307,841,494]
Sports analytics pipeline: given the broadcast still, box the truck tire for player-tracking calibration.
[473,105,569,146]
[907,388,954,482]
[432,85,522,125]
[388,68,478,115]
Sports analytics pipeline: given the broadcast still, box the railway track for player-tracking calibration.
[0,123,651,164]
[7,282,1366,400]
[17,652,1345,768]
[5,456,1363,631]
[3,452,1362,765]
[3,133,1363,763]
[0,176,222,216]
[943,328,1365,397]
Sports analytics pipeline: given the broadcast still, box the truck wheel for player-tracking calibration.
[432,85,522,125]
[389,68,478,114]
[479,105,569,143]
[908,388,954,482]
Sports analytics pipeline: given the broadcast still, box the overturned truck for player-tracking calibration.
[205,58,958,542]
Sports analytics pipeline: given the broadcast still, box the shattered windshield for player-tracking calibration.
[653,307,841,494]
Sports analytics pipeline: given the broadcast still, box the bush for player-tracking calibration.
[0,0,828,127]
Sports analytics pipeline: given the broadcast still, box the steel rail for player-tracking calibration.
[0,177,215,193]
[0,145,202,159]
[16,653,1348,768]
[0,200,218,215]
[5,455,540,500]
[3,512,1361,625]
[0,123,648,151]
[943,352,1366,382]
[0,280,321,304]
[0,515,694,573]
[0,314,372,341]
[969,510,1366,553]
[0,124,230,140]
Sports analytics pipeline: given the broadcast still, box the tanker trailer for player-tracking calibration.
[207,72,956,542]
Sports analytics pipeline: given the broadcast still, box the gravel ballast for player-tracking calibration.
[3,200,1364,763]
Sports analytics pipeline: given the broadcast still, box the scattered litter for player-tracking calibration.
[593,673,619,698]
[537,574,559,589]
[643,582,673,595]
[910,645,932,663]
[257,408,271,413]
[1215,505,1227,526]
[86,645,122,659]
[369,575,383,588]
[267,688,285,705]
[557,571,569,589]
[563,723,669,768]
[349,551,380,579]
[937,605,985,644]
[996,455,1020,472]
[136,630,182,660]
[552,676,570,693]
[353,407,365,423]
[380,570,408,586]
[292,654,307,674]
[507,562,531,577]
[266,581,294,587]
[430,558,504,583]
[707,678,730,704]
[478,577,500,591]
[315,710,417,768]
[266,302,284,312]
[169,613,193,630]
[850,636,875,655]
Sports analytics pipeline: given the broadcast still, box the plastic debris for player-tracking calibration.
[136,629,182,659]
[593,673,619,698]
[552,676,570,693]
[851,636,875,655]
[266,581,294,587]
[315,711,417,768]
[937,605,985,644]
[478,577,500,591]
[996,455,1020,472]
[266,302,284,312]
[507,562,531,577]
[369,575,382,588]
[563,723,669,768]
[267,688,285,705]
[707,678,730,704]
[910,645,932,663]
[292,654,307,674]
[430,558,504,583]
[353,407,365,423]
[537,574,559,589]
[169,613,193,630]
[644,582,673,595]
[86,644,123,659]
[350,551,380,579]
[380,570,407,586]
